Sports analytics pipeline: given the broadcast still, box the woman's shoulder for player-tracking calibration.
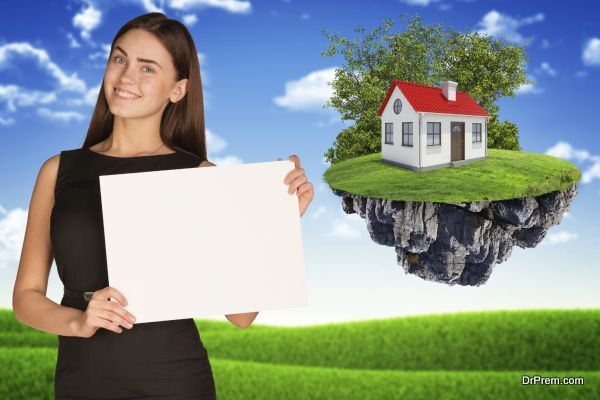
[39,148,79,175]
[40,149,86,201]
[37,152,64,205]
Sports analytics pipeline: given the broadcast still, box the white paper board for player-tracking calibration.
[99,160,308,324]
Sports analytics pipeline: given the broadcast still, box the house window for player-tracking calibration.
[427,122,441,146]
[393,99,402,114]
[402,122,413,146]
[385,122,393,144]
[472,123,482,143]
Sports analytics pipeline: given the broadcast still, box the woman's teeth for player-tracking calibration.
[115,88,140,99]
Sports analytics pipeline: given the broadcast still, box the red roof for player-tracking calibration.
[377,80,489,117]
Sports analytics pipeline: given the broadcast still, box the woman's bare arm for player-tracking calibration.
[12,154,85,337]
[198,159,259,328]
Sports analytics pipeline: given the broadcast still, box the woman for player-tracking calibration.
[12,12,314,399]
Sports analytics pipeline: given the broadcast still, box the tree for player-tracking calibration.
[321,15,530,164]
[487,115,520,151]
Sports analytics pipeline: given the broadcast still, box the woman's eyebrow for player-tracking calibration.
[114,45,163,70]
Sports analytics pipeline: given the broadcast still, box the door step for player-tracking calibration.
[450,159,472,167]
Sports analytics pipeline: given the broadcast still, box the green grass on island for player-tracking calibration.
[1,308,599,399]
[323,148,582,202]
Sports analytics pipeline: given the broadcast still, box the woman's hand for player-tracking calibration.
[279,154,314,218]
[74,287,136,338]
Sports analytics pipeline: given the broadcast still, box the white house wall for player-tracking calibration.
[420,113,487,168]
[381,86,420,168]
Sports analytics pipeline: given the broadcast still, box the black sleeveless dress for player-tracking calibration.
[50,147,217,399]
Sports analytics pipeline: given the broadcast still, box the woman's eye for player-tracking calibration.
[112,56,153,73]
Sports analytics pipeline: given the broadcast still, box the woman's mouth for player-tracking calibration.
[114,87,141,100]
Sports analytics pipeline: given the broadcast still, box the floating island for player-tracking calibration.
[323,149,581,286]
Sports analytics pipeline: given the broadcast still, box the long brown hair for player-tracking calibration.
[81,12,206,160]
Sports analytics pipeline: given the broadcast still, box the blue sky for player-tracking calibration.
[1,0,599,326]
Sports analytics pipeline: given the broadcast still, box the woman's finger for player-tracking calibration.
[288,155,301,169]
[101,301,136,324]
[91,315,123,334]
[93,286,128,306]
[284,167,304,184]
[297,181,313,197]
[96,309,134,329]
[288,175,308,194]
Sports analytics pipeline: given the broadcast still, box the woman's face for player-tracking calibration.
[103,28,187,120]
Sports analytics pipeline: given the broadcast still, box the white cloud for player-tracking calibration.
[318,182,330,192]
[476,10,544,44]
[438,3,452,11]
[546,141,591,162]
[310,205,328,220]
[0,42,92,124]
[209,154,243,165]
[274,67,337,111]
[88,43,112,65]
[545,141,600,184]
[0,116,15,126]
[182,14,199,26]
[540,38,561,50]
[582,37,600,66]
[139,0,167,13]
[73,2,102,41]
[0,42,87,92]
[197,52,210,86]
[325,213,363,239]
[0,205,27,270]
[582,161,600,184]
[537,62,557,77]
[65,83,102,107]
[83,83,102,106]
[300,13,310,20]
[541,230,578,246]
[205,128,227,153]
[168,0,252,13]
[204,128,242,165]
[399,0,439,6]
[66,32,81,49]
[37,107,85,123]
[515,80,541,95]
[315,112,342,128]
[574,70,588,79]
[0,84,58,112]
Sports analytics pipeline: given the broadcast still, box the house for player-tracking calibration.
[377,80,489,172]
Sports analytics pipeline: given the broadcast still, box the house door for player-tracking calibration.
[451,122,465,161]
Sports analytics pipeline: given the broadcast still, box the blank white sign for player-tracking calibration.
[99,160,308,324]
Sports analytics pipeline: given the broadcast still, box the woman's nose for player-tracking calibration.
[119,64,138,83]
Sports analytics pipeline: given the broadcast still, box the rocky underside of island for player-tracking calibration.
[330,183,578,286]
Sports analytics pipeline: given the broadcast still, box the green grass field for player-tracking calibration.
[1,308,598,399]
[323,149,581,202]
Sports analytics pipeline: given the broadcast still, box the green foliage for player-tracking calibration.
[321,15,530,164]
[324,111,381,164]
[1,308,599,399]
[488,114,521,151]
[1,350,598,399]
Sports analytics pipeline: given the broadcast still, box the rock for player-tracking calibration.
[331,183,578,286]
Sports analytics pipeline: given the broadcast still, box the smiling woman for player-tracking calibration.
[12,12,219,400]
